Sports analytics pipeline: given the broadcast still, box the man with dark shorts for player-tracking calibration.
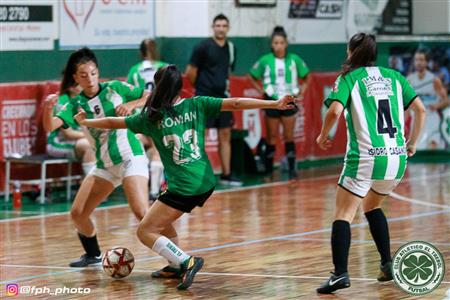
[186,13,242,186]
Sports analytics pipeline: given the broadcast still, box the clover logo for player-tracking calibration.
[402,254,433,283]
[393,241,445,295]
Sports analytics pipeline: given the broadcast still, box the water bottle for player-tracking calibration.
[12,181,22,209]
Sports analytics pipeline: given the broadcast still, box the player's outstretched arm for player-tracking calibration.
[74,110,127,129]
[316,101,344,150]
[42,94,64,132]
[221,95,298,111]
[406,97,426,157]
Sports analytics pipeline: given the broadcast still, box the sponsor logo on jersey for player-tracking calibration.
[362,76,394,97]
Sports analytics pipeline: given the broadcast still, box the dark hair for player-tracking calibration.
[139,38,159,60]
[414,49,429,61]
[213,13,229,24]
[143,65,182,121]
[271,26,287,41]
[59,69,73,95]
[341,33,377,76]
[60,47,98,93]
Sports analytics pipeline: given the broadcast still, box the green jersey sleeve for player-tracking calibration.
[249,57,265,80]
[293,55,310,78]
[55,100,77,129]
[125,112,147,134]
[111,80,144,103]
[324,75,350,108]
[397,73,417,110]
[126,65,138,86]
[195,96,223,118]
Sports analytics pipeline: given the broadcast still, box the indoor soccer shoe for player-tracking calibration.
[151,265,183,279]
[316,272,350,294]
[377,261,393,281]
[69,253,102,267]
[177,256,204,290]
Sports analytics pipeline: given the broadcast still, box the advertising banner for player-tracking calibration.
[0,1,56,50]
[59,0,155,49]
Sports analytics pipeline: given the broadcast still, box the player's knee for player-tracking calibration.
[137,221,163,237]
[133,208,147,221]
[70,207,84,222]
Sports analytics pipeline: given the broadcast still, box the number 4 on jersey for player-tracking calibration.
[377,99,397,139]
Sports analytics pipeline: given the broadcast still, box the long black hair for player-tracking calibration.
[60,47,98,94]
[143,65,182,121]
[341,33,377,76]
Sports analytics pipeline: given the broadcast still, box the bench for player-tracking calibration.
[4,154,81,204]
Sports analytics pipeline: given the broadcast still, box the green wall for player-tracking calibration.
[0,37,447,83]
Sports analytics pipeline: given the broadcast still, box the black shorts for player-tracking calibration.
[158,187,215,213]
[263,94,298,118]
[206,111,234,129]
[265,108,298,118]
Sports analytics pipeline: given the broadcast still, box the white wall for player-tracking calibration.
[155,0,450,40]
[413,0,450,34]
[156,0,347,43]
[155,1,210,37]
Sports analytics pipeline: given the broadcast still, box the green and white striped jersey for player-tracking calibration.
[125,96,223,195]
[127,60,168,92]
[47,93,80,149]
[249,52,309,99]
[57,81,145,168]
[325,67,417,180]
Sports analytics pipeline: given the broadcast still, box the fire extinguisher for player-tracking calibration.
[13,181,22,209]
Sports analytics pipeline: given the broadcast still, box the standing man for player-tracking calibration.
[185,14,242,186]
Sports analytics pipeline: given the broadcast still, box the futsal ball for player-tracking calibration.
[102,247,135,278]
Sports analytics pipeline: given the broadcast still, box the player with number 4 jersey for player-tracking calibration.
[316,33,426,294]
[74,65,299,290]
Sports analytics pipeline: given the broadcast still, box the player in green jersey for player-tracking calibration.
[43,48,150,268]
[45,73,95,175]
[127,39,169,200]
[74,65,298,290]
[248,26,310,180]
[315,33,426,294]
[127,39,168,92]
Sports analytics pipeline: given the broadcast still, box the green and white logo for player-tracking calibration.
[392,241,445,295]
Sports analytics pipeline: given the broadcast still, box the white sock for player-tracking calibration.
[168,236,180,268]
[150,160,164,195]
[82,162,96,175]
[152,236,190,267]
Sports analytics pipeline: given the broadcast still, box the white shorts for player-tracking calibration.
[338,176,401,198]
[91,155,149,188]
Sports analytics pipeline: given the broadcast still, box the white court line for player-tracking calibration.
[390,192,450,209]
[1,171,449,223]
[279,237,450,247]
[2,265,449,285]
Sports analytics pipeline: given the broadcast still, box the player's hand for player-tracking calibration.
[428,103,438,112]
[74,109,87,125]
[316,134,332,150]
[43,94,58,110]
[276,95,300,110]
[115,103,133,116]
[406,141,416,157]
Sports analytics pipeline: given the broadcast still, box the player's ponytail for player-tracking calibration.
[61,47,98,94]
[341,33,377,76]
[139,39,159,60]
[143,65,182,122]
[271,26,287,40]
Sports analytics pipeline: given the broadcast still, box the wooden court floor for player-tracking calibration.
[1,163,449,299]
